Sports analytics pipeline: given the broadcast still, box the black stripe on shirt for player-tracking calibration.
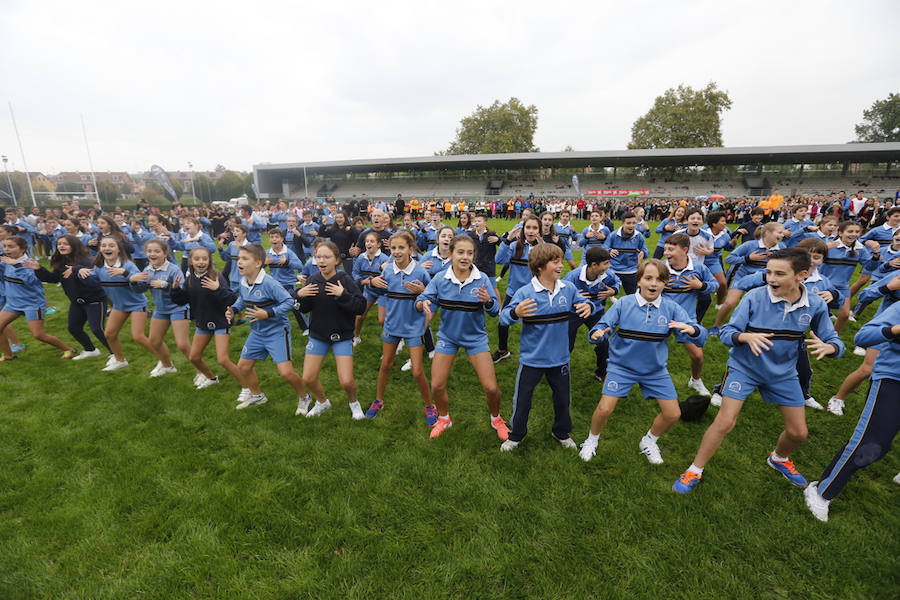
[617,328,669,342]
[438,299,481,312]
[4,276,25,285]
[746,325,804,341]
[387,291,418,300]
[100,281,129,287]
[522,311,570,325]
[823,257,859,266]
[510,258,529,266]
[246,299,277,309]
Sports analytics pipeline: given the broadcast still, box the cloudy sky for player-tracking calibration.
[1,0,897,174]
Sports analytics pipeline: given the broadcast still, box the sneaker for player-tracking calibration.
[715,304,723,311]
[10,343,25,353]
[688,377,711,397]
[396,339,405,353]
[400,358,412,372]
[847,314,857,323]
[673,470,702,494]
[829,314,837,322]
[197,376,219,389]
[0,354,18,363]
[639,436,664,464]
[306,399,332,418]
[72,348,101,361]
[102,358,128,371]
[149,361,164,377]
[608,296,618,304]
[708,326,719,337]
[352,336,362,347]
[45,306,58,315]
[595,373,604,383]
[767,453,807,487]
[349,401,365,420]
[805,396,824,410]
[60,350,77,359]
[491,416,510,441]
[500,439,519,452]
[827,397,844,416]
[423,405,438,426]
[491,350,511,364]
[193,373,204,386]
[428,350,435,359]
[365,400,384,419]
[106,354,117,366]
[852,346,866,357]
[430,415,453,438]
[804,482,830,522]
[151,365,177,378]
[236,388,251,404]
[894,472,900,485]
[710,391,723,407]
[236,393,268,410]
[554,434,577,449]
[295,394,312,416]
[579,438,598,462]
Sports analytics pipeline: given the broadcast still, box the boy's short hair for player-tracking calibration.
[268,228,283,238]
[637,258,670,281]
[584,246,610,265]
[750,207,765,217]
[706,211,726,227]
[528,242,564,276]
[686,208,703,220]
[238,244,266,264]
[791,204,807,215]
[886,206,900,217]
[768,248,811,274]
[589,210,601,217]
[621,212,635,221]
[796,237,827,256]
[232,223,249,234]
[665,232,690,249]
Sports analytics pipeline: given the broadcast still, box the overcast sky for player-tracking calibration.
[1,0,897,174]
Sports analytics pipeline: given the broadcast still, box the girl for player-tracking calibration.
[416,234,504,439]
[819,221,881,333]
[78,236,153,371]
[494,215,541,362]
[421,226,453,277]
[170,216,216,272]
[170,247,244,391]
[0,236,75,361]
[129,217,155,270]
[129,239,192,378]
[321,211,356,273]
[653,205,686,259]
[296,241,367,419]
[455,211,472,235]
[31,234,110,360]
[88,215,134,254]
[367,230,436,423]
[540,211,575,269]
[698,211,733,317]
[351,230,391,346]
[633,206,652,239]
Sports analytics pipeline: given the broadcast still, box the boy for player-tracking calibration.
[498,243,594,451]
[732,207,765,246]
[563,246,620,382]
[468,213,502,298]
[298,210,320,257]
[603,212,649,295]
[265,228,307,333]
[554,210,578,270]
[239,206,266,245]
[578,210,610,266]
[663,233,718,396]
[673,248,845,494]
[580,259,706,464]
[226,244,309,410]
[782,204,818,248]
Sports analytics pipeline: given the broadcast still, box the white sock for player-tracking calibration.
[687,463,703,475]
[241,387,250,393]
[772,451,788,462]
[349,401,361,407]
[587,432,599,444]
[490,413,500,421]
[644,430,659,443]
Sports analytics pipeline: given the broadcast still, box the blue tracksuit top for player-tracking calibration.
[1,257,45,310]
[554,222,578,245]
[874,246,900,276]
[635,220,652,239]
[562,266,621,315]
[500,277,593,367]
[0,262,6,302]
[674,227,716,266]
[230,270,294,336]
[700,225,733,267]
[417,265,499,348]
[855,272,900,317]
[860,223,899,252]
[269,211,288,231]
[129,260,184,314]
[726,240,783,279]
[129,227,156,260]
[83,260,148,311]
[853,301,900,381]
[733,268,843,310]
[495,239,538,298]
[422,247,452,277]
[416,225,441,251]
[171,231,216,255]
[589,293,706,376]
[299,222,319,254]
[266,246,304,287]
[720,285,844,380]
[242,218,266,244]
[218,240,249,288]
[663,258,718,314]
[819,241,878,288]
[603,228,649,275]
[382,259,431,339]
[783,217,816,247]
[655,218,683,247]
[353,250,391,298]
[578,225,610,263]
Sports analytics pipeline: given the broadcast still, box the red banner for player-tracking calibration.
[585,189,650,196]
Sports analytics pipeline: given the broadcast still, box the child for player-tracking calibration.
[499,243,593,451]
[170,216,216,272]
[494,215,541,363]
[540,212,576,270]
[296,241,367,419]
[219,224,250,295]
[554,210,579,269]
[673,248,844,494]
[819,221,881,333]
[0,236,76,361]
[603,212,649,296]
[563,246,620,382]
[0,236,24,354]
[265,228,307,333]
[170,247,243,391]
[850,205,900,300]
[226,244,309,410]
[580,259,706,464]
[804,301,900,522]
[415,234,506,439]
[77,236,153,371]
[653,205,687,259]
[578,210,610,265]
[782,204,818,248]
[662,233,718,396]
[469,214,502,299]
[351,230,391,346]
[367,230,436,423]
[420,226,454,277]
[698,211,733,317]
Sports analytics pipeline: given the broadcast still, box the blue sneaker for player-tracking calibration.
[365,400,384,418]
[673,470,702,494]
[767,453,807,487]
[424,405,439,427]
[708,326,719,337]
[10,344,25,353]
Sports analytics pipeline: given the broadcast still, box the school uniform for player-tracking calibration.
[170,271,237,335]
[36,260,109,352]
[231,270,295,363]
[130,260,190,321]
[296,269,366,357]
[700,225,733,274]
[129,227,155,270]
[416,224,440,252]
[819,240,879,300]
[381,259,431,347]
[859,222,899,252]
[170,231,216,271]
[1,256,47,321]
[578,224,610,265]
[495,239,539,352]
[853,271,900,318]
[725,239,782,282]
[783,217,816,248]
[603,227,650,295]
[266,245,306,330]
[218,239,250,294]
[663,257,719,324]
[82,259,148,312]
[241,217,266,245]
[422,247,451,278]
[873,246,900,277]
[653,218,683,258]
[352,250,391,305]
[468,229,501,287]
[299,221,320,256]
[563,266,621,378]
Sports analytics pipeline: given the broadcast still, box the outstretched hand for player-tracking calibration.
[590,327,610,341]
[805,331,836,360]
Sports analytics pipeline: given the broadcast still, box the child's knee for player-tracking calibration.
[786,422,808,442]
[661,403,681,422]
[712,413,738,435]
[302,373,317,387]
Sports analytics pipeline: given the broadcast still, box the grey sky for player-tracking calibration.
[2,0,898,174]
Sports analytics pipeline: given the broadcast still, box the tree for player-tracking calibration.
[628,82,732,149]
[854,93,900,143]
[443,98,539,155]
[96,180,120,205]
[243,173,257,201]
[55,182,84,195]
[214,170,245,202]
[192,174,213,203]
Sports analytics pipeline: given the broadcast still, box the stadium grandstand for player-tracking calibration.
[253,143,900,202]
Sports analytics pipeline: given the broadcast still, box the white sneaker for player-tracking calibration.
[102,358,128,371]
[639,436,664,464]
[400,358,412,372]
[608,296,618,304]
[349,401,365,420]
[710,392,723,407]
[193,373,205,386]
[72,348,101,361]
[688,377,712,397]
[715,304,724,310]
[306,399,332,418]
[579,438,598,462]
[196,376,219,389]
[805,396,824,410]
[105,354,117,366]
[236,393,267,410]
[295,395,312,416]
[894,472,900,485]
[428,350,435,359]
[829,314,837,321]
[236,388,251,403]
[151,365,177,378]
[852,346,866,356]
[149,361,164,376]
[555,435,577,449]
[397,339,405,353]
[848,314,857,323]
[352,336,362,347]
[827,397,844,416]
[804,482,830,522]
[301,329,309,336]
[500,439,519,452]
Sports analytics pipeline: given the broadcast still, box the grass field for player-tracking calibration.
[1,219,898,599]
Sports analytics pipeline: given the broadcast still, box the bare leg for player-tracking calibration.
[691,396,746,468]
[835,298,850,333]
[430,351,457,416]
[188,333,216,380]
[714,289,744,328]
[276,361,307,396]
[774,405,808,458]
[148,317,174,366]
[238,358,260,393]
[376,341,398,401]
[588,394,621,436]
[214,333,243,383]
[685,342,704,379]
[302,353,328,403]
[129,311,154,353]
[834,348,878,400]
[713,272,728,305]
[26,319,73,352]
[104,310,129,361]
[650,398,681,437]
[467,351,501,417]
[335,355,357,403]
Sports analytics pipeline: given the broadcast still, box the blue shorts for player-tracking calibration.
[382,332,423,347]
[195,326,230,336]
[112,303,148,313]
[2,305,44,322]
[705,257,725,275]
[305,336,353,357]
[241,328,292,363]
[602,366,677,399]
[833,285,851,304]
[721,366,804,407]
[363,288,385,304]
[434,334,490,356]
[152,307,191,321]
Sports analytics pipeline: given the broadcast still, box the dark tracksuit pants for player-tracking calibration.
[817,378,900,501]
[68,300,111,353]
[617,272,637,296]
[498,294,513,351]
[568,313,609,378]
[509,363,572,443]
[283,285,308,331]
[796,340,813,399]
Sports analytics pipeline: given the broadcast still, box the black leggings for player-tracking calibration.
[68,300,111,352]
[498,294,513,352]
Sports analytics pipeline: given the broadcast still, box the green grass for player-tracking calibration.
[1,219,898,599]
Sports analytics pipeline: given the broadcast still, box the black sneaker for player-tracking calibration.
[492,350,511,364]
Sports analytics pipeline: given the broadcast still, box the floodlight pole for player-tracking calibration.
[80,114,101,207]
[1,155,16,207]
[303,166,309,199]
[188,161,197,204]
[8,102,36,207]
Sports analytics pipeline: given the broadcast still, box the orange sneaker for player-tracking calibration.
[429,415,453,438]
[491,416,510,441]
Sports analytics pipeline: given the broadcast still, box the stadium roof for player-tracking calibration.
[253,142,900,195]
